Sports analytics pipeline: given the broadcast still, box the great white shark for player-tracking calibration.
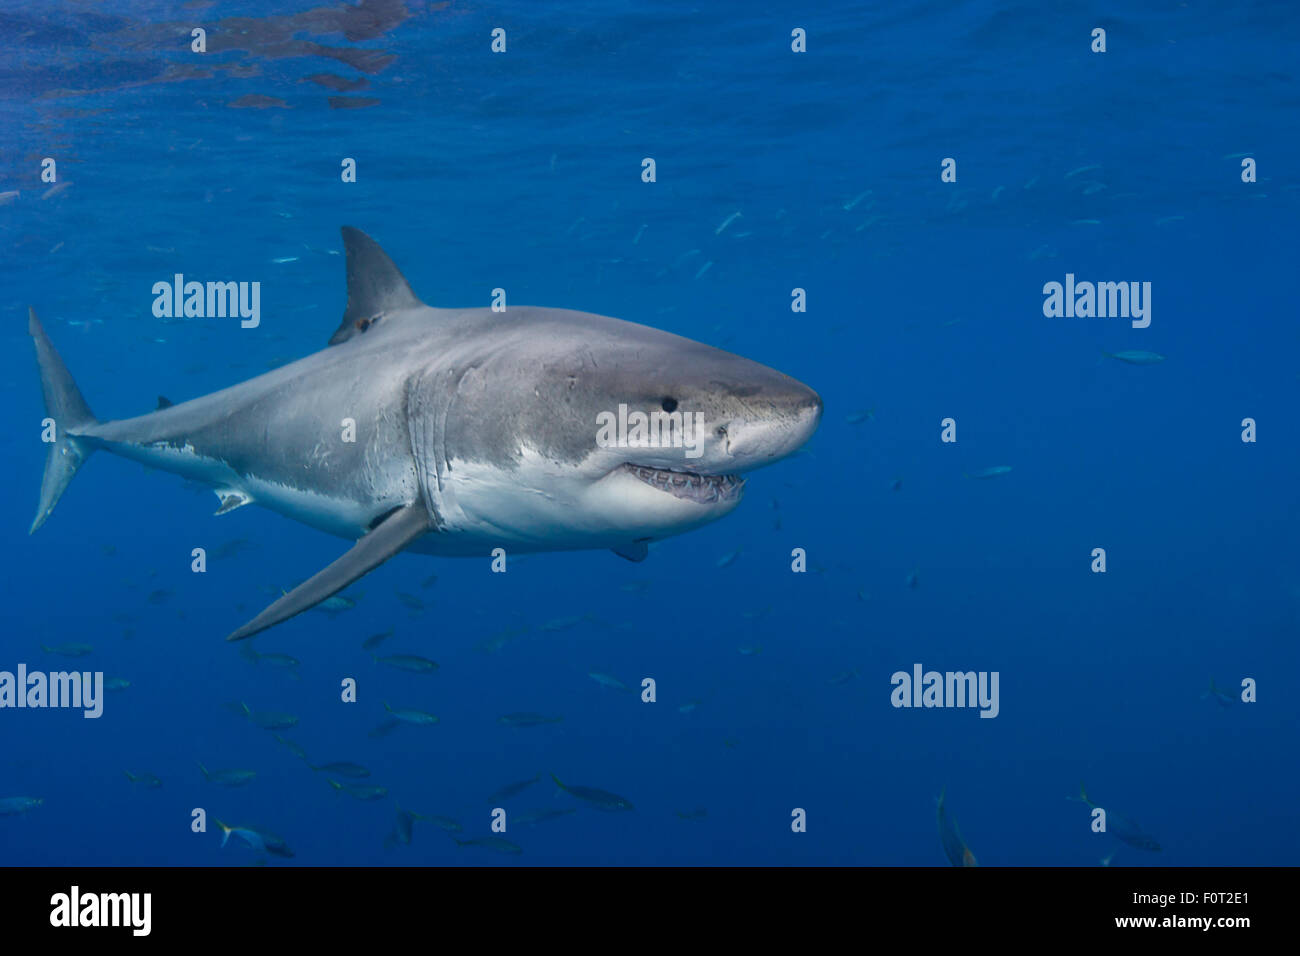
[29,228,822,640]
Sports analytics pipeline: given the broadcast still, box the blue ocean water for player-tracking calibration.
[2,1,1297,866]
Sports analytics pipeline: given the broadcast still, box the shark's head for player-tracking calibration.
[328,227,820,556]
[422,306,822,553]
[576,319,822,517]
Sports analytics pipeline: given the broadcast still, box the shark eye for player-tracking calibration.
[661,397,678,413]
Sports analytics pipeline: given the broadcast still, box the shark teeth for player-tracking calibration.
[621,464,744,504]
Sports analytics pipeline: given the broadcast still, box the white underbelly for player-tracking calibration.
[100,439,402,541]
[427,453,738,555]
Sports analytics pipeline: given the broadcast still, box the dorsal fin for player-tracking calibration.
[329,227,423,345]
[156,395,173,410]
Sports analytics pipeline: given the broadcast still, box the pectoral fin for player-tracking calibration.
[611,539,650,562]
[214,489,253,515]
[226,503,432,641]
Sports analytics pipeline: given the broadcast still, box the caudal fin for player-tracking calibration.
[28,308,98,533]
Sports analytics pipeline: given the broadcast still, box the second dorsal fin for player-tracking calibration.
[329,227,423,345]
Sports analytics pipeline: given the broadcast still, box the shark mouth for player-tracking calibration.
[621,463,744,504]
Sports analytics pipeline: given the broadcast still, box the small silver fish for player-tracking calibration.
[230,701,298,730]
[419,814,464,833]
[0,797,42,815]
[383,702,438,724]
[542,614,591,632]
[198,763,256,787]
[1102,350,1165,365]
[389,806,417,846]
[41,642,93,657]
[328,780,388,801]
[361,628,394,651]
[842,189,872,211]
[715,211,742,235]
[307,592,357,615]
[937,788,978,867]
[551,774,633,811]
[1074,783,1161,852]
[374,654,439,673]
[273,734,309,760]
[41,181,73,200]
[394,591,425,610]
[1200,679,1234,708]
[215,820,294,857]
[716,548,742,568]
[309,761,370,778]
[454,836,522,854]
[498,712,563,728]
[514,807,576,826]
[588,672,629,692]
[240,644,300,672]
[964,466,1012,479]
[488,774,542,803]
[123,771,162,788]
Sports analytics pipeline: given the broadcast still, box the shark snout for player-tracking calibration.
[782,382,823,452]
[801,386,824,430]
[721,381,821,471]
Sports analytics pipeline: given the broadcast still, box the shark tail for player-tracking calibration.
[28,308,99,533]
